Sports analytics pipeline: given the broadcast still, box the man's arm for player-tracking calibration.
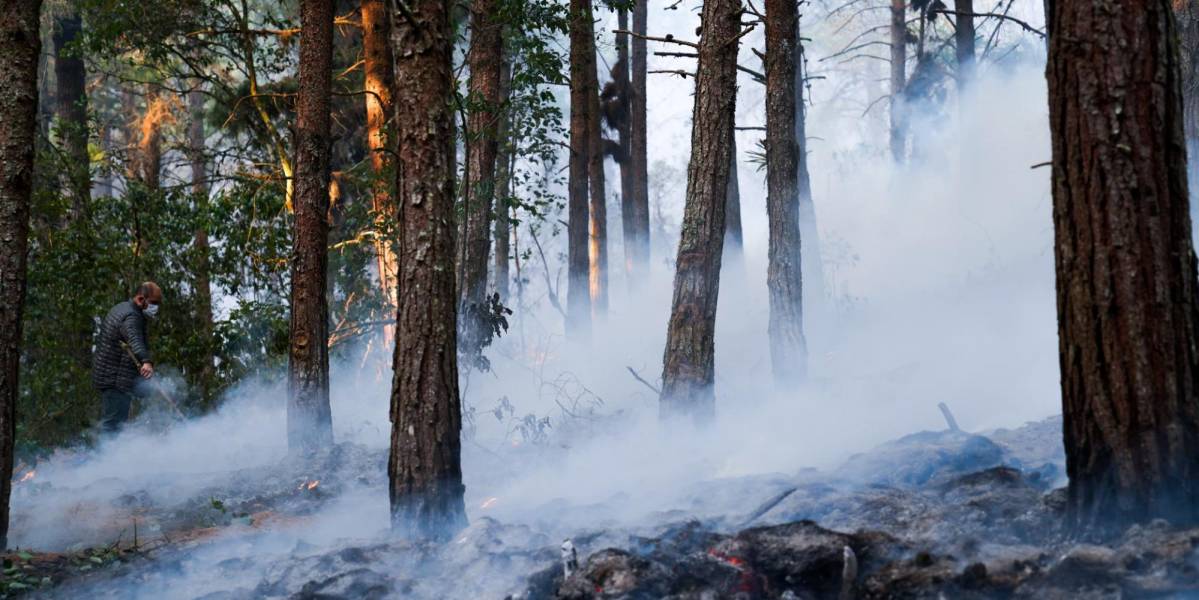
[121,312,151,365]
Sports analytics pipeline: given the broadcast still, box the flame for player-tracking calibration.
[17,470,35,484]
[480,497,499,510]
[298,480,320,491]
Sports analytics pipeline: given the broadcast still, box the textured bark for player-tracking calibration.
[659,0,740,421]
[567,0,593,337]
[287,0,335,454]
[1048,0,1199,532]
[462,0,504,346]
[494,57,513,302]
[953,0,975,85]
[52,10,89,212]
[765,0,807,383]
[724,125,743,259]
[189,87,215,403]
[617,9,636,285]
[363,0,398,343]
[629,0,651,280]
[387,0,468,540]
[585,12,608,317]
[889,0,907,163]
[0,0,40,550]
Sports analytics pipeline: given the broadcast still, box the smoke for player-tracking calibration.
[11,5,1058,598]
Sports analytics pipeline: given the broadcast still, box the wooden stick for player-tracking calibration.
[626,366,662,395]
[938,402,962,432]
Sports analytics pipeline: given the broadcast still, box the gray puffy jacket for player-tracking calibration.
[92,300,151,392]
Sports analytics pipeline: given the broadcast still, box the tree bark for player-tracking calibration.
[363,0,398,344]
[617,9,636,286]
[1047,0,1199,532]
[567,0,593,337]
[387,0,468,540]
[493,56,513,302]
[889,0,907,163]
[462,0,504,348]
[659,0,740,422]
[585,11,608,317]
[724,125,743,260]
[765,0,807,383]
[1176,1,1199,189]
[189,87,215,404]
[630,0,651,280]
[287,0,335,454]
[52,10,89,213]
[0,0,41,550]
[953,0,975,86]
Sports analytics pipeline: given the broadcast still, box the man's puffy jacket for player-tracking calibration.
[92,300,151,392]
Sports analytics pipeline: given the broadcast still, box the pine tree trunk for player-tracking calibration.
[765,0,807,383]
[630,0,650,281]
[387,0,468,540]
[585,12,608,317]
[1176,2,1199,188]
[659,0,740,422]
[889,0,907,163]
[462,0,504,348]
[52,10,89,213]
[724,125,742,260]
[953,0,974,86]
[189,87,215,404]
[287,0,335,454]
[567,0,593,337]
[617,9,636,286]
[1048,0,1199,532]
[362,0,398,344]
[494,56,513,302]
[0,0,41,550]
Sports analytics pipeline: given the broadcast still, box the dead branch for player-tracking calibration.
[938,402,962,432]
[528,226,567,319]
[650,69,693,78]
[653,51,765,82]
[612,29,699,48]
[928,9,1045,37]
[626,366,662,395]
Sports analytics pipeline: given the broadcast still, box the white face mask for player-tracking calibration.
[144,303,160,318]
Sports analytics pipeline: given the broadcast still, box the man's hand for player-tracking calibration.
[139,362,154,379]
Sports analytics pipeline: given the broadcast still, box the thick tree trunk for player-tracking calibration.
[724,125,743,260]
[1048,0,1199,532]
[617,9,636,285]
[387,0,468,540]
[585,13,608,317]
[889,0,907,163]
[287,0,335,454]
[462,0,504,348]
[189,87,215,404]
[362,0,398,344]
[795,16,825,313]
[493,57,513,302]
[953,0,974,86]
[630,0,650,281]
[567,0,593,337]
[765,0,807,383]
[659,0,740,422]
[52,10,89,212]
[0,0,41,550]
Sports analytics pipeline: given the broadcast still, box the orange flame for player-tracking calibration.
[480,497,499,509]
[298,480,320,491]
[16,470,35,484]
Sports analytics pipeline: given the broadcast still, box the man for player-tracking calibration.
[92,282,162,432]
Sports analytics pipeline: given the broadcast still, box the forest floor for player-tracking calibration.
[9,414,1199,599]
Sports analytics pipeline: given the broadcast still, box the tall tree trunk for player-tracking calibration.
[0,0,41,550]
[724,125,743,260]
[387,0,468,540]
[795,16,824,313]
[287,0,335,454]
[1177,1,1199,199]
[1048,0,1199,532]
[462,0,504,350]
[567,0,593,337]
[953,0,975,86]
[630,0,651,280]
[189,87,215,404]
[659,0,740,422]
[617,9,636,285]
[362,0,398,344]
[889,0,907,163]
[494,56,513,302]
[52,10,89,213]
[765,0,807,383]
[585,13,608,317]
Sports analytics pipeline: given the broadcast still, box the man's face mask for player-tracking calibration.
[144,302,160,318]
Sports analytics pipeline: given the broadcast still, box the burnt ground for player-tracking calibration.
[14,415,1199,599]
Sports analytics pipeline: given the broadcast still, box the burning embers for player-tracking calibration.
[297,480,319,491]
[480,497,499,510]
[16,469,36,484]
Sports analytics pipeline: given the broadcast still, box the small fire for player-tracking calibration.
[480,497,499,510]
[16,470,35,484]
[298,480,320,491]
